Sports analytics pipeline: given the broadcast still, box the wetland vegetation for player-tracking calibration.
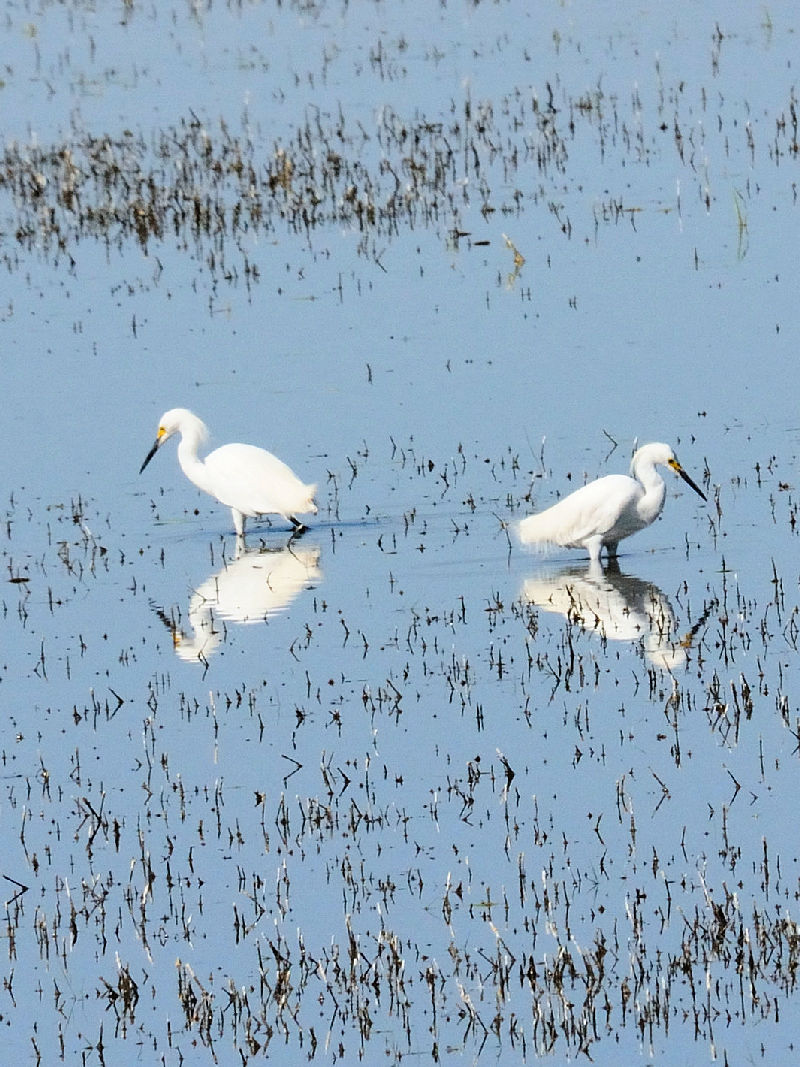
[2,2,800,1065]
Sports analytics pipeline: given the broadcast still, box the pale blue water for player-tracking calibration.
[1,2,800,1064]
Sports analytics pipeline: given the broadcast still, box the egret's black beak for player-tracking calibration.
[672,460,706,502]
[139,440,160,475]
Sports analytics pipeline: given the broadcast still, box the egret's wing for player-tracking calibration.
[519,475,639,548]
[205,444,309,516]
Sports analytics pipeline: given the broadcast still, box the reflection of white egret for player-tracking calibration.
[140,408,317,535]
[161,541,322,662]
[521,559,687,669]
[518,442,705,564]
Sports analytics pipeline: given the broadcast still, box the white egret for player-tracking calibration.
[517,442,705,564]
[139,408,318,535]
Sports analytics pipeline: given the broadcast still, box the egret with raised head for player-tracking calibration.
[518,442,705,564]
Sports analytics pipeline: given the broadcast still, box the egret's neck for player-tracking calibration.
[177,433,212,495]
[636,469,667,525]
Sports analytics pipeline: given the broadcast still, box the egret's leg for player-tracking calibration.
[585,535,603,564]
[232,508,246,537]
[606,541,619,559]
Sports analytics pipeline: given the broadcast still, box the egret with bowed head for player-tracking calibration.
[518,441,706,564]
[139,408,317,536]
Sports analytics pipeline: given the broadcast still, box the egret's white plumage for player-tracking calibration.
[140,408,317,535]
[518,442,705,564]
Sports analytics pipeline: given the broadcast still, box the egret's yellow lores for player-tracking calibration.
[140,408,317,535]
[518,442,706,564]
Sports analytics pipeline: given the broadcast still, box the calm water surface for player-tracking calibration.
[2,2,800,1064]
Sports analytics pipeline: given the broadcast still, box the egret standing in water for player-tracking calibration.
[139,408,318,535]
[517,442,706,564]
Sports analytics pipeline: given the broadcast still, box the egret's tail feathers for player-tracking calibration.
[518,514,556,548]
[516,519,561,558]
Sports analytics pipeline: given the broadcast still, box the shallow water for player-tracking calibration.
[2,2,800,1064]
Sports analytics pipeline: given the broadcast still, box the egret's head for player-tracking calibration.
[139,408,207,474]
[631,442,706,501]
[667,454,706,501]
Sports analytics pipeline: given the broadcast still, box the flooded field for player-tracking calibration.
[3,2,800,1064]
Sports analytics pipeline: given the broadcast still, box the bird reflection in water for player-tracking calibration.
[154,537,322,663]
[521,559,690,670]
